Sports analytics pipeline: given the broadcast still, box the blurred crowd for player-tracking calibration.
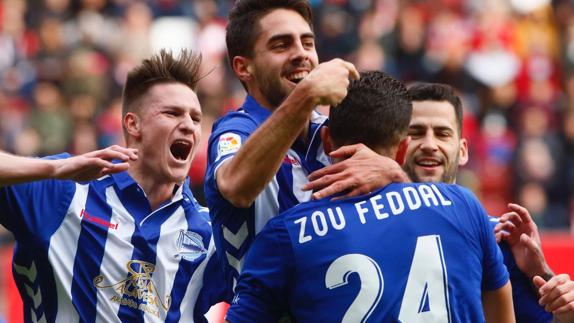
[1,0,573,232]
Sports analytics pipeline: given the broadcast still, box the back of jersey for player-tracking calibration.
[283,182,507,322]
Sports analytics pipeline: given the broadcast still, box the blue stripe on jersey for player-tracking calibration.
[276,163,297,214]
[71,183,113,323]
[117,201,180,321]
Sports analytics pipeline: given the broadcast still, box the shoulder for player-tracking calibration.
[211,110,259,137]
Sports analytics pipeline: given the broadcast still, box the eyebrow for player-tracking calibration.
[267,32,315,45]
[409,124,454,132]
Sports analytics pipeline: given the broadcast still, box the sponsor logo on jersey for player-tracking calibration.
[216,133,241,161]
[176,230,207,262]
[80,209,118,230]
[94,260,170,318]
[283,155,301,167]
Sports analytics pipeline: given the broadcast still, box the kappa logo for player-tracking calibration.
[216,133,241,161]
[176,230,207,262]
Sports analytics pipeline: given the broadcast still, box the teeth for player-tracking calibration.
[287,71,308,81]
[418,160,440,166]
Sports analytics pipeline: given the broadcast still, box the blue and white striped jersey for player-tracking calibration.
[204,95,329,288]
[0,156,230,323]
[228,183,509,322]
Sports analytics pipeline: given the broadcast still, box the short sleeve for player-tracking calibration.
[0,154,76,241]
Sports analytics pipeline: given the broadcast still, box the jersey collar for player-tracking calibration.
[242,95,272,124]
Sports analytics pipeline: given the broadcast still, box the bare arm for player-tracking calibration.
[217,59,359,208]
[0,146,138,188]
[482,281,515,323]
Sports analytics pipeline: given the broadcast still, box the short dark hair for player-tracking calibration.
[226,0,313,64]
[329,71,412,151]
[122,49,202,117]
[407,82,463,135]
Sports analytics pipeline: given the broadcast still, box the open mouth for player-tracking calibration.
[286,71,309,84]
[415,158,442,168]
[170,140,192,161]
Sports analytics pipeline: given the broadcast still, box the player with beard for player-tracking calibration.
[226,72,514,322]
[204,0,406,291]
[0,50,230,322]
[404,82,574,323]
[308,82,574,322]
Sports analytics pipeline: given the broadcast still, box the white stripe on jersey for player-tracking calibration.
[146,205,187,323]
[254,177,280,234]
[48,183,88,322]
[289,149,313,203]
[179,235,216,322]
[94,186,136,323]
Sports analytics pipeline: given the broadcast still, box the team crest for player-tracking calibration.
[176,230,207,262]
[216,132,241,161]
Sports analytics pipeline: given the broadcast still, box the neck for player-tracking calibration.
[128,161,178,211]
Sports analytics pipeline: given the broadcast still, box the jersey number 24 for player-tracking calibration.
[325,235,451,323]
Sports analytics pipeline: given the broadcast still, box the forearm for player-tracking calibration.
[218,86,317,207]
[0,151,56,187]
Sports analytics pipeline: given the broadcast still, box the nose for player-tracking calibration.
[180,114,197,134]
[291,39,309,63]
[419,132,438,152]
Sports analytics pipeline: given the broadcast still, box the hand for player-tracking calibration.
[496,203,552,279]
[302,143,408,200]
[534,274,574,322]
[301,58,360,107]
[53,145,138,182]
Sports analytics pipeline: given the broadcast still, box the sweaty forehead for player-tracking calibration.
[256,9,313,43]
[410,100,457,130]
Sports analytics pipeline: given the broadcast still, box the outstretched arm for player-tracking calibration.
[302,144,408,200]
[495,203,553,280]
[217,59,359,208]
[482,281,515,323]
[0,145,138,188]
[534,274,574,322]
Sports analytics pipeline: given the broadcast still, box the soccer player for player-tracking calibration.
[0,50,230,322]
[404,82,574,323]
[226,71,514,322]
[309,82,574,322]
[205,0,405,289]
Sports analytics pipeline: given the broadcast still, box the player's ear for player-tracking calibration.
[232,56,253,83]
[458,137,468,166]
[124,112,142,139]
[321,126,333,155]
[395,136,410,166]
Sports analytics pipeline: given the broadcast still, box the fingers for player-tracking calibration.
[89,145,138,162]
[101,162,130,175]
[507,203,534,224]
[328,144,364,160]
[342,60,360,80]
[539,275,574,313]
[306,163,345,183]
[539,274,571,305]
[534,275,547,289]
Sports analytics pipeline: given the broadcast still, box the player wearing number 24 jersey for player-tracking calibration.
[226,72,512,322]
[227,182,508,322]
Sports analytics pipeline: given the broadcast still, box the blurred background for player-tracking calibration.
[1,0,574,321]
